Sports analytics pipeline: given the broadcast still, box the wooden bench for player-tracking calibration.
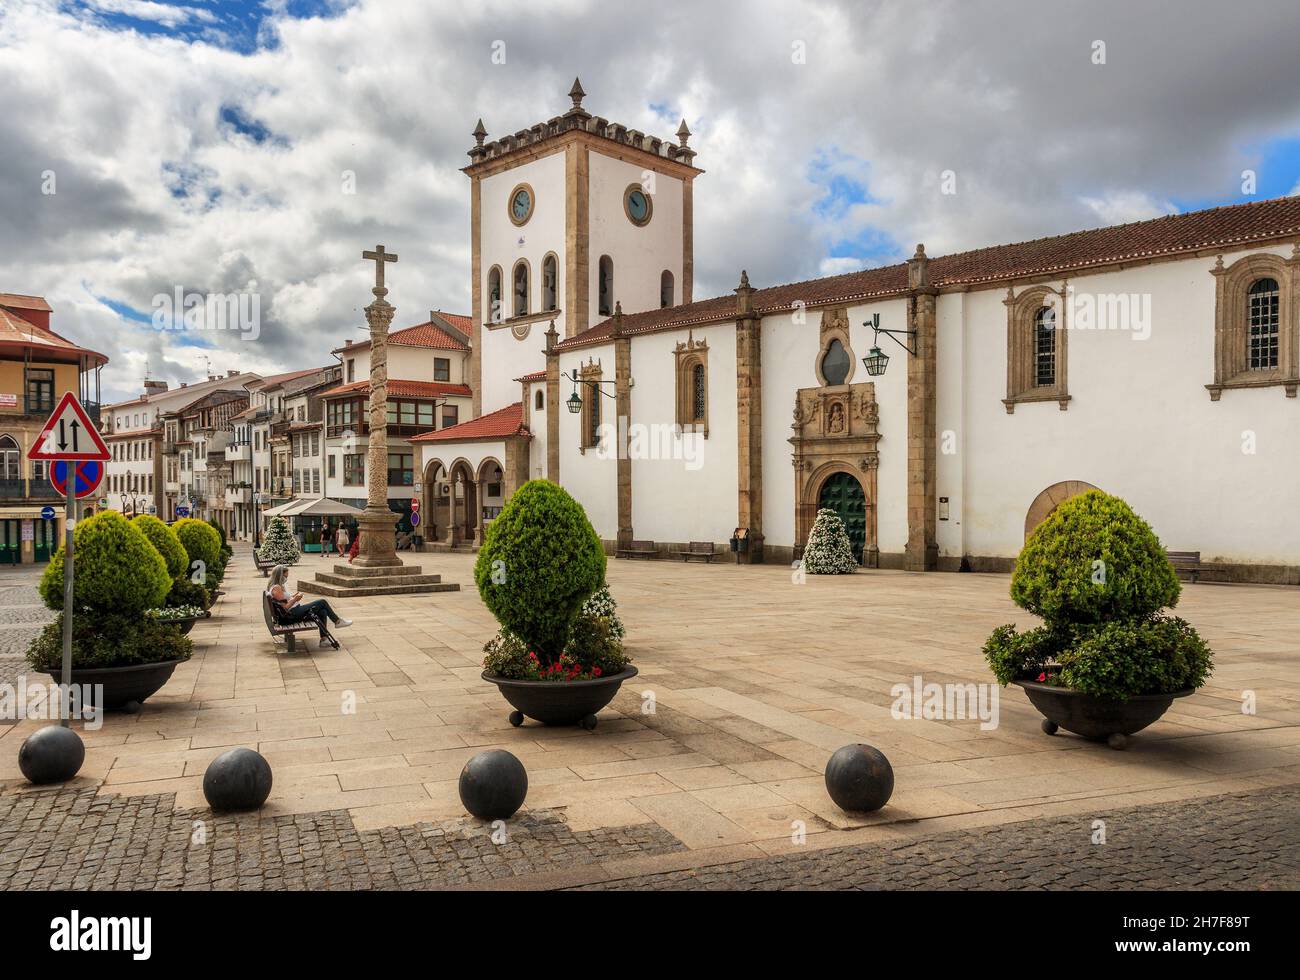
[616,540,656,560]
[261,592,332,653]
[675,541,716,562]
[1167,550,1202,584]
[254,551,276,576]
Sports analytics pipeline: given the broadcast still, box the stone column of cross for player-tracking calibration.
[354,244,400,567]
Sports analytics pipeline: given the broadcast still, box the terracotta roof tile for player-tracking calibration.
[558,194,1300,350]
[0,293,53,313]
[320,379,472,399]
[515,370,546,382]
[333,316,470,355]
[0,305,108,365]
[408,402,527,443]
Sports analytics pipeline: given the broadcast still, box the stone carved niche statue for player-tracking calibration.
[828,401,846,434]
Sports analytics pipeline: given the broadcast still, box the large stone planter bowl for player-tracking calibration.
[44,660,184,713]
[482,666,638,730]
[165,613,209,636]
[1014,678,1193,749]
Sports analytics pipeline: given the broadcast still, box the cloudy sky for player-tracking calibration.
[3,0,1299,402]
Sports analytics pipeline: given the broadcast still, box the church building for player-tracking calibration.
[410,80,1300,584]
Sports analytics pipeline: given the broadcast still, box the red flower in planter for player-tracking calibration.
[1037,672,1048,682]
[592,667,602,678]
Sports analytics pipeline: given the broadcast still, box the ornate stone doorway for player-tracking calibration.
[818,471,867,563]
[791,381,880,567]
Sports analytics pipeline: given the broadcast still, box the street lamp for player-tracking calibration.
[860,313,917,377]
[562,371,617,413]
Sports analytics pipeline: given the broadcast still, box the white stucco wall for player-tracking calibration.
[587,152,684,318]
[955,244,1299,566]
[628,323,737,542]
[479,151,566,414]
[760,299,910,555]
[526,380,547,481]
[556,343,618,539]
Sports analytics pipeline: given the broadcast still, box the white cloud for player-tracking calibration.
[1079,192,1180,226]
[82,0,218,28]
[3,0,1300,401]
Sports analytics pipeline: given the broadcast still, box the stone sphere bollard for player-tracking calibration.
[18,725,85,785]
[825,743,894,813]
[203,748,273,812]
[458,749,528,820]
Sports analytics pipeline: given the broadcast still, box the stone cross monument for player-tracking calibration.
[294,243,461,598]
[354,244,400,567]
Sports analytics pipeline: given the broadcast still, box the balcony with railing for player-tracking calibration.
[0,479,63,502]
[225,441,251,462]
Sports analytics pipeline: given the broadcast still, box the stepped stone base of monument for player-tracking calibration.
[420,541,478,555]
[298,562,461,598]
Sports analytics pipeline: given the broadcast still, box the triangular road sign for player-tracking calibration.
[29,392,111,461]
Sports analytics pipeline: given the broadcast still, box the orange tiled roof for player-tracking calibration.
[0,293,52,313]
[515,370,546,382]
[409,402,527,443]
[0,304,108,366]
[558,194,1300,350]
[333,316,470,355]
[319,379,472,399]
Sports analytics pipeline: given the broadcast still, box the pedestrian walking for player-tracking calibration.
[320,522,333,557]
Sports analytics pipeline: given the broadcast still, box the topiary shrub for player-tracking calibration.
[132,514,188,579]
[40,510,171,616]
[258,515,300,566]
[475,480,606,663]
[801,508,858,574]
[31,511,192,671]
[174,518,223,583]
[27,613,192,671]
[1010,491,1179,625]
[984,491,1212,700]
[166,575,211,612]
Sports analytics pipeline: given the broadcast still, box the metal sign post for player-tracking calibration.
[61,485,74,727]
[28,393,110,729]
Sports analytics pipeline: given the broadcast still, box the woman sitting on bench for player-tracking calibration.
[266,565,352,646]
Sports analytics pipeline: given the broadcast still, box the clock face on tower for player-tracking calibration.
[508,183,534,226]
[624,184,653,226]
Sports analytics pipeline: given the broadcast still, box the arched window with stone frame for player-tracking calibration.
[512,260,530,318]
[579,360,603,451]
[1003,284,1069,413]
[1207,250,1299,400]
[487,266,503,323]
[598,255,614,317]
[660,269,674,308]
[541,253,558,312]
[673,333,709,437]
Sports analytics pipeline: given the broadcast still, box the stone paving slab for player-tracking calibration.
[1,547,1298,876]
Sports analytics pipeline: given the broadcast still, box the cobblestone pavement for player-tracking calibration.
[1,781,1293,890]
[0,570,51,701]
[576,784,1300,890]
[0,786,684,890]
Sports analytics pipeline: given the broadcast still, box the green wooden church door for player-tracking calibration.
[817,472,866,564]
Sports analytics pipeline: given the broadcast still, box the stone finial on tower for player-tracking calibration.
[735,270,755,316]
[611,301,624,337]
[907,243,930,291]
[544,318,559,355]
[565,77,590,123]
[675,118,696,164]
[469,118,488,160]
